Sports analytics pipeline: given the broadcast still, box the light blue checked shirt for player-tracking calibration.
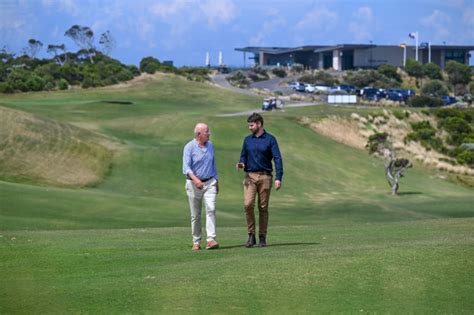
[182,139,218,180]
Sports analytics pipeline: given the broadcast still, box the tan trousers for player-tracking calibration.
[243,172,272,236]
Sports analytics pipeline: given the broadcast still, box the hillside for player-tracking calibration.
[0,73,473,313]
[0,105,115,187]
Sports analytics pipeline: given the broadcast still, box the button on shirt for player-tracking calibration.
[239,130,283,181]
[183,139,218,180]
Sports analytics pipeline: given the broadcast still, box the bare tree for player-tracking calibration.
[367,132,412,195]
[47,44,67,66]
[99,30,116,56]
[24,39,43,58]
[64,25,95,63]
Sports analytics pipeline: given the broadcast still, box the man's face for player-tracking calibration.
[197,127,210,143]
[248,121,261,135]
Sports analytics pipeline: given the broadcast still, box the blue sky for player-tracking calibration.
[1,0,473,67]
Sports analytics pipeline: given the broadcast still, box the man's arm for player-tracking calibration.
[236,138,247,170]
[183,144,204,189]
[271,137,283,189]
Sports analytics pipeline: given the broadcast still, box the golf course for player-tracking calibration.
[1,73,473,313]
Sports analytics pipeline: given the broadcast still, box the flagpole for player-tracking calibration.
[415,31,418,62]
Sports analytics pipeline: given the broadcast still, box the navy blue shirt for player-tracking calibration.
[239,130,283,181]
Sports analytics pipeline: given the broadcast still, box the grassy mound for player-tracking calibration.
[0,106,114,187]
[0,73,472,313]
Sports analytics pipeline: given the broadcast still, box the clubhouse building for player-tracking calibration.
[235,44,474,70]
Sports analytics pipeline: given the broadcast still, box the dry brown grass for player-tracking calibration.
[0,106,117,187]
[301,110,474,176]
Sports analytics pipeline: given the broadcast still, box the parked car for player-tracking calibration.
[361,87,385,101]
[294,83,307,92]
[312,85,331,93]
[332,84,356,94]
[305,84,317,93]
[262,97,284,111]
[441,95,457,105]
[287,82,300,89]
[385,90,405,102]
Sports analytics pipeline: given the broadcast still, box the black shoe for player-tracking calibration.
[245,234,256,248]
[259,235,266,247]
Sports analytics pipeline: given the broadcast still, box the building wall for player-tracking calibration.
[354,46,416,68]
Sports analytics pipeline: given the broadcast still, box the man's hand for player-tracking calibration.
[275,180,281,190]
[190,177,204,189]
[236,162,245,170]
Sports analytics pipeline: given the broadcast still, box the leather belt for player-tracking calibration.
[248,171,272,176]
[187,176,213,182]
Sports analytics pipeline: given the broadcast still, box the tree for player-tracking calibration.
[377,64,401,82]
[139,56,161,74]
[421,80,449,97]
[422,62,442,80]
[26,39,43,58]
[404,59,424,79]
[99,30,116,56]
[444,60,471,95]
[367,132,412,195]
[65,25,95,63]
[47,44,67,66]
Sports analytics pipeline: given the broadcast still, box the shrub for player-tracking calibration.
[291,63,304,73]
[408,95,444,107]
[344,70,397,88]
[456,150,474,167]
[423,63,442,80]
[58,79,69,90]
[139,56,161,74]
[377,64,401,82]
[272,67,287,78]
[404,59,424,78]
[421,80,449,97]
[367,132,388,153]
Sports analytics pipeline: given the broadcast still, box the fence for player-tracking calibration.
[328,95,357,104]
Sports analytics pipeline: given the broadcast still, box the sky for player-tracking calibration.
[1,0,473,67]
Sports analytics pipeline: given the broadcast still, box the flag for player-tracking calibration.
[408,32,417,39]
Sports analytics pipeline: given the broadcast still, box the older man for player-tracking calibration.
[183,123,219,251]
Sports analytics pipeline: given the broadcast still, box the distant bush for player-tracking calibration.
[226,71,250,88]
[344,70,398,88]
[58,78,69,90]
[421,80,449,97]
[456,150,474,167]
[139,56,161,74]
[291,63,304,73]
[408,95,444,107]
[272,67,287,78]
[377,64,401,82]
[423,63,442,80]
[367,132,388,154]
[404,59,424,79]
[405,120,443,150]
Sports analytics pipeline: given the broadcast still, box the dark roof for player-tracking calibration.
[235,46,326,54]
[236,44,474,55]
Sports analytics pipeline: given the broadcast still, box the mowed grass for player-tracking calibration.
[0,74,473,313]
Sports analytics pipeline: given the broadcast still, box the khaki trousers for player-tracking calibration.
[185,178,217,244]
[243,172,272,236]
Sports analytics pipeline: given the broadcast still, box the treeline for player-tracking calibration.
[0,51,139,93]
[0,24,211,93]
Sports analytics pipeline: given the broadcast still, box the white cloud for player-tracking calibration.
[421,9,451,38]
[42,0,80,16]
[0,0,36,51]
[199,0,237,28]
[249,8,286,46]
[349,6,374,41]
[295,7,338,31]
[463,7,474,28]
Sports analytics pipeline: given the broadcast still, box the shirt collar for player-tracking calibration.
[252,129,267,138]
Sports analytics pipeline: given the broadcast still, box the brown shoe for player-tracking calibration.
[206,240,219,249]
[192,243,201,251]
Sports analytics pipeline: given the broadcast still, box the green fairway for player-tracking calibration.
[1,74,473,313]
